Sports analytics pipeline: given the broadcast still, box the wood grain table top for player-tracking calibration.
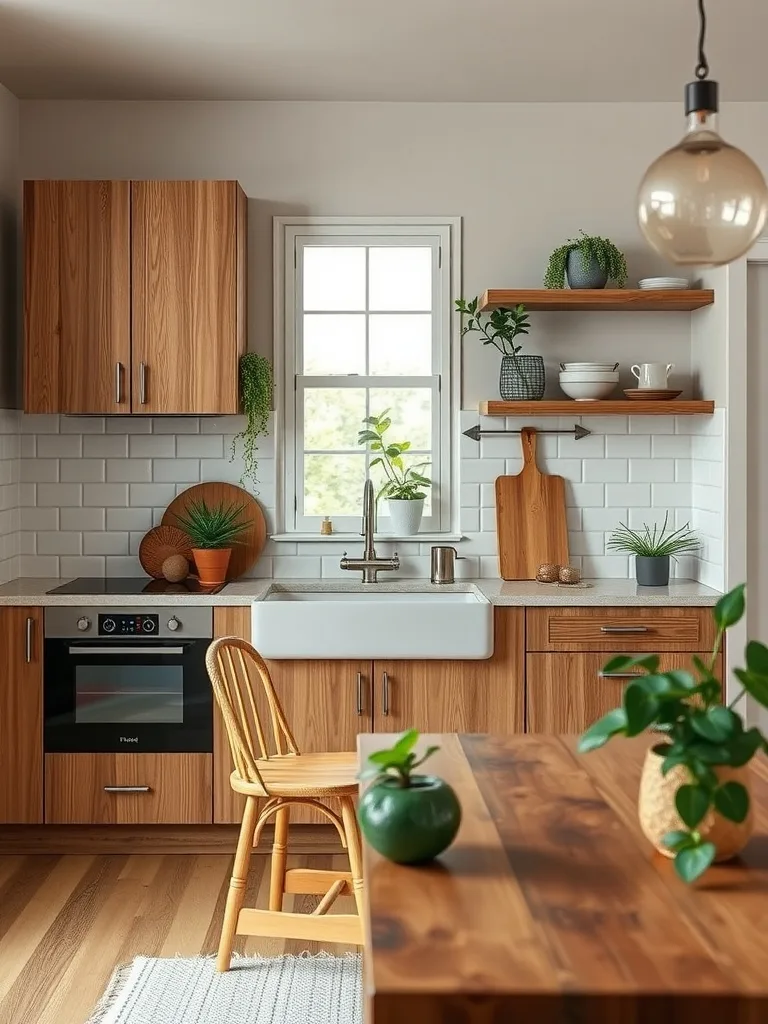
[359,734,768,1024]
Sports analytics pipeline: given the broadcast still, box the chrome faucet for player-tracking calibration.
[339,479,400,583]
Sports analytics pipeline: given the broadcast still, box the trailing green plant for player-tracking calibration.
[357,410,431,501]
[173,499,249,550]
[360,729,439,787]
[543,231,628,289]
[607,511,699,559]
[578,584,768,883]
[230,353,273,490]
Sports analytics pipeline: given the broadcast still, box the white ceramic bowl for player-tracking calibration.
[561,362,618,370]
[559,379,617,400]
[559,371,619,382]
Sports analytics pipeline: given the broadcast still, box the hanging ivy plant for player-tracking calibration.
[230,353,273,490]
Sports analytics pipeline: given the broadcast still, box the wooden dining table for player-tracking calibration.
[358,733,768,1024]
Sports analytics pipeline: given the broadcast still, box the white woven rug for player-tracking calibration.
[86,953,363,1024]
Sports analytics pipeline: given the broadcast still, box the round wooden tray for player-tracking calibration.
[138,526,193,580]
[161,482,267,581]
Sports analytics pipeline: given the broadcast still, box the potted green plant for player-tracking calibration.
[579,584,768,883]
[544,231,628,290]
[608,512,699,586]
[230,353,273,491]
[358,729,461,864]
[455,297,543,400]
[358,411,431,535]
[173,498,249,586]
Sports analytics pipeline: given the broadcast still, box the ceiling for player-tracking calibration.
[1,0,767,102]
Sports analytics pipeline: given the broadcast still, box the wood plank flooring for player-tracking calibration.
[0,853,357,1024]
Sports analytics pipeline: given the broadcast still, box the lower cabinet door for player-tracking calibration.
[526,652,724,733]
[44,753,213,824]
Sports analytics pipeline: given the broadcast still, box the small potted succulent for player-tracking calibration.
[544,231,628,289]
[358,411,431,535]
[579,584,768,883]
[358,729,461,864]
[173,498,249,586]
[608,512,699,586]
[456,297,543,400]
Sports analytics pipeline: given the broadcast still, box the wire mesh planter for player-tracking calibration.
[499,354,545,401]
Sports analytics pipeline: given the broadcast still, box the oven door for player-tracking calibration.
[44,638,213,753]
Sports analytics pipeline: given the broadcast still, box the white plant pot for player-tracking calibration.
[387,497,425,536]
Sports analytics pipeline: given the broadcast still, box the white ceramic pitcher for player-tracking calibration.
[631,362,674,389]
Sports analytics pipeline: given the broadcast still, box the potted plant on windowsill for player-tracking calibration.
[544,231,628,290]
[456,297,543,401]
[173,498,249,586]
[579,584,768,883]
[358,410,431,536]
[608,512,699,586]
[358,729,461,864]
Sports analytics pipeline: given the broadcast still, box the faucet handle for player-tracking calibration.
[342,550,347,557]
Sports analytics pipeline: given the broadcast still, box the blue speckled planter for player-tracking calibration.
[566,250,608,289]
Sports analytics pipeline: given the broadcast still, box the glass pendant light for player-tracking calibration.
[637,0,768,266]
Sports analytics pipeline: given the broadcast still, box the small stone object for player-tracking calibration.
[559,565,581,585]
[536,562,560,583]
[162,554,189,583]
[320,516,334,536]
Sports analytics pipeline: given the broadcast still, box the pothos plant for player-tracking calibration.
[357,411,431,501]
[579,584,768,883]
[230,353,273,490]
[360,729,439,786]
[543,231,628,289]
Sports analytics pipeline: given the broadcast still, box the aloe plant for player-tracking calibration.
[173,499,248,549]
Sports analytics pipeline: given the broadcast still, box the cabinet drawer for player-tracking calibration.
[45,753,212,824]
[526,606,716,652]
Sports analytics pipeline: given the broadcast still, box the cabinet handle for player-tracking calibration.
[599,672,644,680]
[599,626,649,634]
[25,616,34,664]
[104,786,151,794]
[356,671,364,716]
[382,672,390,716]
[115,361,123,404]
[139,362,147,404]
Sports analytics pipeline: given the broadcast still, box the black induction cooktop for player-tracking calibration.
[47,576,225,596]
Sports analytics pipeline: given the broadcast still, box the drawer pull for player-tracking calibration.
[356,671,364,716]
[599,626,650,634]
[104,785,151,793]
[599,672,643,680]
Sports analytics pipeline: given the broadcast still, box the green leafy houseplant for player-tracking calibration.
[230,353,273,490]
[578,584,768,883]
[173,499,249,549]
[608,513,699,559]
[357,411,431,502]
[358,730,461,864]
[455,297,543,400]
[544,231,628,289]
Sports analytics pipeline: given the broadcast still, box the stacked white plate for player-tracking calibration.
[560,362,618,372]
[638,277,690,290]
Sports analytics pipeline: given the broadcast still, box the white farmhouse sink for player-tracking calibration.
[251,585,493,660]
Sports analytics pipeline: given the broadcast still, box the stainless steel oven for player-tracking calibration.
[44,606,213,753]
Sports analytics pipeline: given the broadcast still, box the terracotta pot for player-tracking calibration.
[638,745,754,862]
[192,547,232,586]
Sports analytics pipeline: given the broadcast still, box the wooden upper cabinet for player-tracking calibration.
[24,180,131,414]
[131,180,247,414]
[0,607,43,823]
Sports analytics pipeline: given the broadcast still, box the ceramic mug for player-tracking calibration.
[631,362,674,389]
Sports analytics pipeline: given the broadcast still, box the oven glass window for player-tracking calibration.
[74,666,184,724]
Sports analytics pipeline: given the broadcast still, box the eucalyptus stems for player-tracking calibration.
[230,353,273,490]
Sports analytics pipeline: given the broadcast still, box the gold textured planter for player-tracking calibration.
[639,746,754,862]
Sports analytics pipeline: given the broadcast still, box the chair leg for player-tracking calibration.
[340,797,365,921]
[217,795,258,972]
[269,803,290,912]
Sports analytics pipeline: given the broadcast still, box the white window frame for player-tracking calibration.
[273,216,461,539]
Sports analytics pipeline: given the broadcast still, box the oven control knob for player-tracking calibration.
[77,616,91,632]
[142,618,157,633]
[102,618,116,633]
[166,616,181,632]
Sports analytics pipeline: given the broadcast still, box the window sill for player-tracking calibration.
[270,533,464,544]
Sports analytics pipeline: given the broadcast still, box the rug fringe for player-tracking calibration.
[83,962,133,1024]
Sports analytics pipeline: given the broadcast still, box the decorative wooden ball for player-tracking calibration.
[536,563,560,583]
[162,554,189,583]
[559,565,581,585]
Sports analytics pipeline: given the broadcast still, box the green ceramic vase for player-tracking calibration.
[358,775,461,864]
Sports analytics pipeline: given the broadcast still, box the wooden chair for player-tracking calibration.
[206,636,364,971]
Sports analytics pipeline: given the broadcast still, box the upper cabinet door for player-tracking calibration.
[131,180,247,414]
[24,180,131,414]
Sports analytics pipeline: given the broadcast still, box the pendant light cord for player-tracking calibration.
[695,0,709,79]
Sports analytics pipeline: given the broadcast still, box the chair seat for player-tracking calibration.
[230,750,359,798]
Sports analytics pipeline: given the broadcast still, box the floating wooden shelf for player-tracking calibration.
[478,289,714,312]
[479,400,715,416]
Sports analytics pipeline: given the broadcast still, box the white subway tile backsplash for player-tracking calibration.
[23,507,59,531]
[62,507,105,531]
[21,414,60,433]
[129,483,177,507]
[692,484,722,513]
[38,531,82,556]
[84,532,130,556]
[481,507,495,532]
[651,435,692,458]
[460,508,480,533]
[480,484,495,507]
[60,555,106,576]
[199,458,248,485]
[153,417,199,434]
[605,435,651,458]
[579,415,627,434]
[581,555,630,577]
[565,483,604,507]
[107,417,151,434]
[129,434,175,457]
[605,483,651,507]
[61,459,106,483]
[106,508,152,532]
[566,507,581,532]
[479,555,500,579]
[692,435,723,461]
[273,555,321,578]
[558,433,604,459]
[37,435,82,458]
[627,508,663,529]
[177,434,223,458]
[21,459,59,483]
[460,483,479,507]
[107,459,152,483]
[153,459,200,483]
[83,483,129,507]
[504,458,522,475]
[583,459,628,483]
[629,459,674,483]
[37,483,82,507]
[21,555,60,576]
[569,531,605,556]
[651,484,691,507]
[628,416,674,434]
[19,435,35,458]
[61,416,105,434]
[461,459,505,483]
[544,459,582,482]
[202,414,247,435]
[105,556,148,577]
[85,434,130,458]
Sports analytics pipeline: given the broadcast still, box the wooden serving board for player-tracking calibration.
[162,482,266,581]
[495,427,569,580]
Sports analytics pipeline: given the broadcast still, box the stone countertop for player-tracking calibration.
[0,577,722,607]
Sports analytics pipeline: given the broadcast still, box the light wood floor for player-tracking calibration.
[0,853,357,1024]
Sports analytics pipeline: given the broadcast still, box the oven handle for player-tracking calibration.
[67,646,186,656]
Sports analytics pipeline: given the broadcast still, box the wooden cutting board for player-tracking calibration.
[495,427,569,580]
[162,482,267,581]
